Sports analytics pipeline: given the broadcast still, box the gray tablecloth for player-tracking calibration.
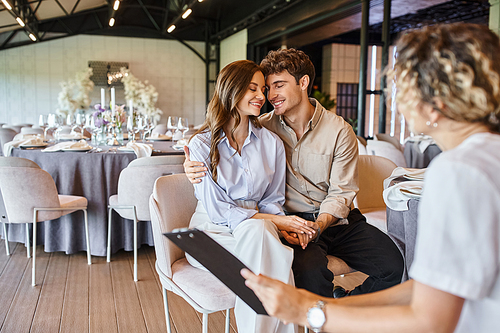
[1,141,183,256]
[404,141,441,168]
[387,198,419,282]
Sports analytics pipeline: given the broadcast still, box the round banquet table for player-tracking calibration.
[0,141,183,256]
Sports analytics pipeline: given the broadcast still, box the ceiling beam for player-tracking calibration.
[54,0,69,16]
[1,30,17,49]
[137,0,160,31]
[71,0,82,15]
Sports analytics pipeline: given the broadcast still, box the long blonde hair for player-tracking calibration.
[191,60,262,181]
[386,23,500,133]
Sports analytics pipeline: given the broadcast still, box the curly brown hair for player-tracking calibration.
[386,23,500,133]
[260,48,316,95]
[190,60,262,182]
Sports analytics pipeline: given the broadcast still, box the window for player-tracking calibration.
[336,83,358,123]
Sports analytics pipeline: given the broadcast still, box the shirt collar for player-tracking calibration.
[220,120,260,147]
[277,97,324,131]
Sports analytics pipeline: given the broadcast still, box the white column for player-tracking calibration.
[490,0,500,35]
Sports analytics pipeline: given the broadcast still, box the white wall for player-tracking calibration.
[220,29,248,69]
[0,34,207,127]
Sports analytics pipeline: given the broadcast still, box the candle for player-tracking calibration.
[110,87,115,115]
[101,88,105,108]
[128,100,133,117]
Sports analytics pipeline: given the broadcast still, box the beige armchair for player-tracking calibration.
[0,157,91,286]
[107,155,185,281]
[149,174,235,333]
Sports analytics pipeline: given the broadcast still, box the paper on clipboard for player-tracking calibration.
[163,229,268,315]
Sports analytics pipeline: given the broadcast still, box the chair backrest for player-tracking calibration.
[357,138,367,155]
[0,128,18,149]
[0,156,40,168]
[0,160,63,223]
[150,174,198,277]
[354,155,397,211]
[116,155,185,220]
[21,127,44,135]
[375,133,402,151]
[366,139,407,167]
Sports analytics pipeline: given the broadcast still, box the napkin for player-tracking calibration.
[58,132,89,140]
[42,140,92,152]
[404,135,436,153]
[172,139,188,150]
[383,180,424,211]
[126,141,153,158]
[3,137,45,156]
[13,133,39,141]
[383,167,426,189]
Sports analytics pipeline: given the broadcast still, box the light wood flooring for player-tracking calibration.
[0,239,367,333]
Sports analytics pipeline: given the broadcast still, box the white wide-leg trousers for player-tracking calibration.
[186,201,297,333]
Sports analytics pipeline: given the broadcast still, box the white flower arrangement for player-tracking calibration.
[120,67,162,121]
[56,68,94,116]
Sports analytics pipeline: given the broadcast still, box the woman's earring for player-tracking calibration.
[426,121,431,126]
[433,122,438,127]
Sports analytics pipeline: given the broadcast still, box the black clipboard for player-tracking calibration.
[163,229,268,315]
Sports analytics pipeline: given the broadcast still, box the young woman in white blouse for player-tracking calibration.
[187,60,316,333]
[242,23,500,333]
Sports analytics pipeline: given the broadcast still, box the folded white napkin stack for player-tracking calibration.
[126,142,153,158]
[383,167,426,189]
[383,180,424,211]
[42,140,92,152]
[3,136,45,156]
[58,132,88,140]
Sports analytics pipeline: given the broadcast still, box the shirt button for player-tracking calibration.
[294,168,298,171]
[294,148,298,151]
[245,169,248,172]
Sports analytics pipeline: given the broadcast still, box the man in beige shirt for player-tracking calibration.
[185,48,403,297]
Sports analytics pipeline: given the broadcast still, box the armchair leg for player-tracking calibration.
[202,313,208,333]
[133,207,138,282]
[107,207,113,262]
[163,288,172,333]
[32,211,37,286]
[83,209,91,265]
[26,223,30,258]
[3,223,9,256]
[225,309,230,333]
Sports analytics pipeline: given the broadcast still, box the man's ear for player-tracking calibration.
[299,75,309,92]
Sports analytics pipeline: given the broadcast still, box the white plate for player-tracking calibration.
[61,147,93,152]
[149,135,172,141]
[172,145,185,151]
[117,147,135,152]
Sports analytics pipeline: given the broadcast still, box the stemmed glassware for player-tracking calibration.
[177,117,189,139]
[38,115,48,139]
[127,115,137,142]
[47,113,61,142]
[74,114,85,136]
[167,116,178,136]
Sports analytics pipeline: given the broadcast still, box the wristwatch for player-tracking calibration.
[307,300,327,333]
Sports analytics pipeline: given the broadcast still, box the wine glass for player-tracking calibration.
[38,115,48,139]
[48,114,61,142]
[144,115,156,141]
[136,115,147,142]
[74,114,85,137]
[126,115,136,142]
[167,116,178,136]
[177,117,189,139]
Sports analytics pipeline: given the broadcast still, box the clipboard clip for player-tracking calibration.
[172,228,195,239]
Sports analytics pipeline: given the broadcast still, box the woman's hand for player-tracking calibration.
[241,268,315,326]
[261,214,317,237]
[183,146,207,183]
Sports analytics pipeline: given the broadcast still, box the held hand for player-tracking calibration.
[273,215,316,236]
[241,268,313,327]
[280,231,301,246]
[183,146,207,184]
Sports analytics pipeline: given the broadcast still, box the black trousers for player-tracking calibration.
[283,209,404,297]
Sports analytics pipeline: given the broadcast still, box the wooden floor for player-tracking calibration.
[0,239,367,333]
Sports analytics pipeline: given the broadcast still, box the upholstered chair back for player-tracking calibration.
[20,127,44,135]
[113,155,185,221]
[0,128,18,155]
[354,155,397,212]
[0,161,63,223]
[150,174,197,277]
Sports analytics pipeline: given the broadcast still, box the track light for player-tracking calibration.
[113,0,120,11]
[1,0,12,10]
[29,33,36,41]
[182,8,192,19]
[167,24,176,33]
[198,0,204,2]
[109,17,115,26]
[16,17,25,27]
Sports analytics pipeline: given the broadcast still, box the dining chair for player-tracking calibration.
[107,155,185,281]
[152,123,167,135]
[149,174,235,333]
[0,128,18,156]
[366,139,407,167]
[20,127,44,136]
[0,157,91,286]
[354,155,397,232]
[375,133,403,151]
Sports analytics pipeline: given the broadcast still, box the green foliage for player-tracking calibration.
[347,118,358,133]
[312,90,336,110]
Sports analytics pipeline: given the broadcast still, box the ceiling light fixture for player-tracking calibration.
[182,8,192,19]
[109,18,115,27]
[167,24,176,33]
[113,0,120,11]
[29,33,36,41]
[198,0,204,2]
[16,17,25,27]
[1,0,12,10]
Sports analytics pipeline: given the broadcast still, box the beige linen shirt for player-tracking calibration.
[259,98,359,220]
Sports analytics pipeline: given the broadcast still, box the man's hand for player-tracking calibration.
[183,146,207,184]
[241,268,314,327]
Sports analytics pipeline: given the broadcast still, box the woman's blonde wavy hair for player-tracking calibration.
[386,23,500,133]
[190,60,262,182]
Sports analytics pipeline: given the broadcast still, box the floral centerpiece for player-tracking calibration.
[92,104,127,144]
[57,68,94,117]
[120,67,162,121]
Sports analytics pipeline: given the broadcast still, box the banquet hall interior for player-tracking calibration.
[0,0,494,332]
